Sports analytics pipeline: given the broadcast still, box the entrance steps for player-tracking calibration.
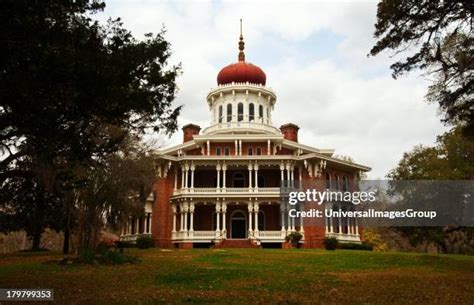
[214,239,259,248]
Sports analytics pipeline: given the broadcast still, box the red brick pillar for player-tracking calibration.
[151,173,174,248]
[301,175,326,248]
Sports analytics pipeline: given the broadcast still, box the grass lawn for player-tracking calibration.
[0,248,473,304]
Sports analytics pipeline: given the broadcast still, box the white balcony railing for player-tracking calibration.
[326,232,361,243]
[258,231,285,239]
[173,187,280,196]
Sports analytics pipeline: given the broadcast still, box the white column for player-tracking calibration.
[215,203,221,236]
[189,202,194,234]
[281,204,286,233]
[254,164,259,190]
[239,140,242,155]
[222,202,227,238]
[174,167,178,191]
[267,140,271,155]
[355,218,359,235]
[181,166,185,189]
[191,164,195,188]
[206,140,210,156]
[172,204,177,233]
[280,163,284,183]
[222,165,226,190]
[254,202,259,236]
[183,201,188,234]
[184,164,189,190]
[216,164,221,189]
[248,163,253,191]
[287,204,291,232]
[234,140,238,156]
[299,206,304,234]
[136,218,139,235]
[248,202,253,236]
[338,205,342,234]
[330,215,334,233]
[179,203,184,232]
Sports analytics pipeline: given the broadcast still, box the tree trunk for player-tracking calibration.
[31,229,42,251]
[63,192,72,254]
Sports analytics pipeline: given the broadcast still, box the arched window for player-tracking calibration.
[232,172,245,187]
[256,147,262,155]
[218,105,223,123]
[248,147,253,155]
[326,173,331,189]
[227,103,232,122]
[343,176,348,192]
[216,147,221,155]
[258,211,265,231]
[335,175,341,190]
[224,147,230,155]
[267,108,270,121]
[237,103,244,121]
[249,103,255,121]
[258,105,264,122]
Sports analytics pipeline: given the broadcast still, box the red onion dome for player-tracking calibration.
[217,62,266,86]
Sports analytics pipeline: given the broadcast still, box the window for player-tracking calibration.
[237,103,243,121]
[343,176,349,192]
[259,105,263,121]
[216,147,221,155]
[233,172,245,187]
[267,108,270,120]
[227,103,232,122]
[256,147,262,155]
[335,175,341,190]
[218,105,223,123]
[249,103,255,121]
[248,147,253,155]
[224,147,230,156]
[258,211,265,231]
[326,173,331,189]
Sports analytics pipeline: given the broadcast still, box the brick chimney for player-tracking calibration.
[182,124,201,143]
[280,123,299,142]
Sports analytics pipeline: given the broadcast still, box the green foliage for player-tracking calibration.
[285,232,303,247]
[136,235,154,249]
[370,0,473,136]
[362,230,387,252]
[79,248,96,264]
[324,237,338,250]
[0,1,181,251]
[339,243,373,251]
[100,250,137,265]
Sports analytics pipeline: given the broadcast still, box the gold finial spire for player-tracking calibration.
[238,18,245,62]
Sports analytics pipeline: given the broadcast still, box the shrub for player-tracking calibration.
[339,242,373,251]
[79,248,97,264]
[100,250,137,265]
[285,232,303,248]
[362,230,388,251]
[136,235,154,249]
[324,237,338,250]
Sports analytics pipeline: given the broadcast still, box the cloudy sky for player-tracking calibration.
[94,0,448,178]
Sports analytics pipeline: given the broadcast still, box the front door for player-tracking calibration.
[231,211,247,239]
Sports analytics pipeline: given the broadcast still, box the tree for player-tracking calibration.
[387,127,474,253]
[75,135,156,251]
[0,1,181,252]
[370,0,473,136]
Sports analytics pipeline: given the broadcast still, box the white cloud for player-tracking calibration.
[95,0,448,178]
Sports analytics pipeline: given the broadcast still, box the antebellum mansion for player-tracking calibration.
[121,30,370,248]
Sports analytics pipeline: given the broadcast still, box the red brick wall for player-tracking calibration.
[151,172,175,248]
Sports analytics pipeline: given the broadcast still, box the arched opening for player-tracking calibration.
[226,103,232,122]
[258,105,264,122]
[335,175,341,190]
[232,172,245,187]
[218,105,223,123]
[248,147,253,155]
[237,102,244,121]
[343,176,349,192]
[230,210,247,239]
[249,103,255,121]
[256,147,262,155]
